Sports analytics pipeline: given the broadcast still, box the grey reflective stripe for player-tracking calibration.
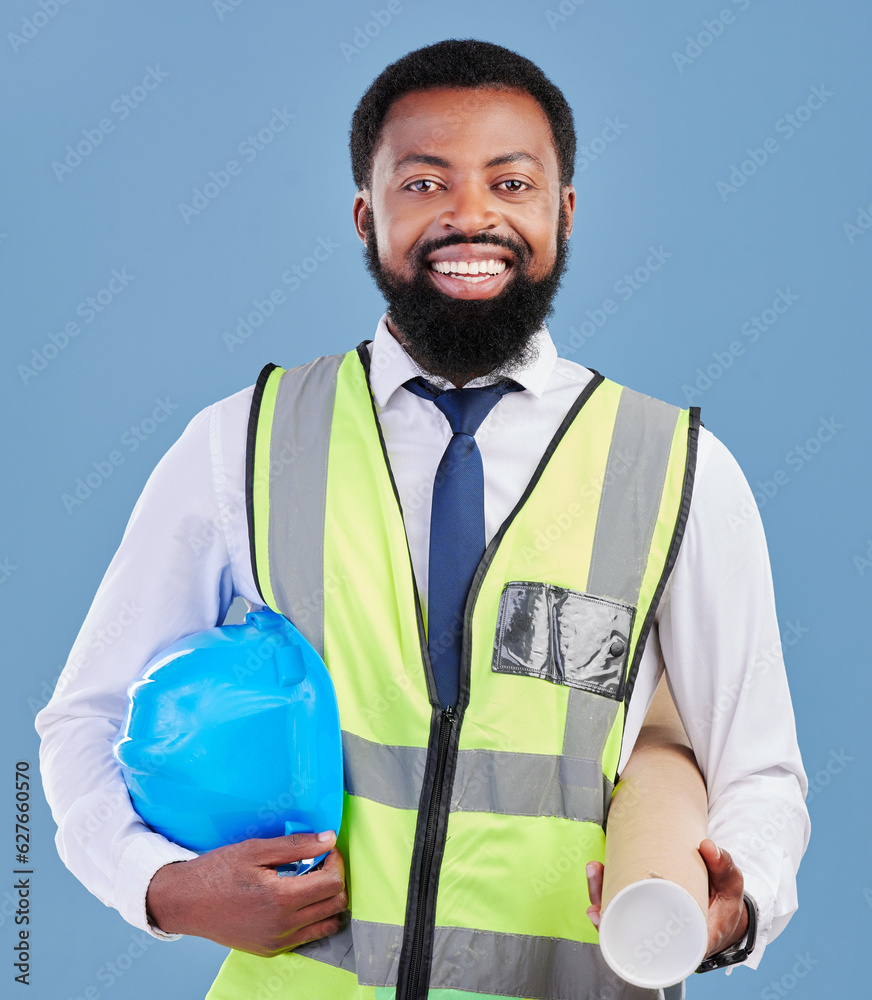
[342,731,425,811]
[453,748,605,822]
[266,354,344,657]
[562,687,620,761]
[293,917,358,972]
[343,731,606,823]
[561,686,621,809]
[299,919,660,999]
[587,387,680,604]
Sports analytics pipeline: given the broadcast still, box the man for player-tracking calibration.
[37,40,809,1000]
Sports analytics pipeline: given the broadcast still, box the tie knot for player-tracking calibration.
[404,377,522,437]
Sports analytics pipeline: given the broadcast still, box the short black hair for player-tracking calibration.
[349,39,576,190]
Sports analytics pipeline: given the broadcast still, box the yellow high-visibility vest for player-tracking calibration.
[208,344,699,1000]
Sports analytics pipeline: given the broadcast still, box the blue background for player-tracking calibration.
[1,1,869,997]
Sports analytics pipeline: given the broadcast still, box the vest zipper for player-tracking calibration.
[402,705,456,1000]
[354,344,607,997]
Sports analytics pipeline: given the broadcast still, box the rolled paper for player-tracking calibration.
[598,675,709,989]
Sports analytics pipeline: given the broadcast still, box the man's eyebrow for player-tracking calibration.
[484,151,546,173]
[391,151,546,173]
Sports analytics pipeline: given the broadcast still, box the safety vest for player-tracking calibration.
[207,344,699,1000]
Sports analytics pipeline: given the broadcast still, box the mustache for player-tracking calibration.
[412,232,531,270]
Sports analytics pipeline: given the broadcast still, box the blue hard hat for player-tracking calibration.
[113,608,343,874]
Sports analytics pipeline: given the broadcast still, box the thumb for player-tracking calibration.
[699,839,740,894]
[248,830,336,868]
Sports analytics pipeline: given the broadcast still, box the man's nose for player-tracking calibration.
[437,180,500,234]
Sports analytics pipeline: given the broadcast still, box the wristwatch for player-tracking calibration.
[695,892,758,973]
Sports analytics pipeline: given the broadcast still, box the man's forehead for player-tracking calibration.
[375,86,559,174]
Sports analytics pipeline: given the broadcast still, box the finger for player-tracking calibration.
[287,911,348,951]
[248,831,336,868]
[287,883,349,933]
[585,861,604,908]
[274,848,346,909]
[319,844,345,883]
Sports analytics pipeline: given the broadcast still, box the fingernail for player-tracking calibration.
[585,864,597,878]
[587,909,600,929]
[317,830,335,843]
[714,844,721,859]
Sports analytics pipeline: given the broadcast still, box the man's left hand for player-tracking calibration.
[585,837,748,959]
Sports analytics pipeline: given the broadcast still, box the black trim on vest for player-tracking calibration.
[457,371,606,714]
[245,362,278,606]
[620,404,701,736]
[354,341,462,999]
[354,342,439,705]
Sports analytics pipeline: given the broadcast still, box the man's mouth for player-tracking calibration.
[424,247,515,297]
[428,258,508,284]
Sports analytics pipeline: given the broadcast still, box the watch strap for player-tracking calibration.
[695,891,758,973]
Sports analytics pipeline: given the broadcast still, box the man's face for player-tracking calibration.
[353,86,575,384]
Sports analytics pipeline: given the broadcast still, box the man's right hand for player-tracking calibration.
[145,831,348,957]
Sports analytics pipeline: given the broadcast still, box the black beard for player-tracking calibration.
[362,212,570,385]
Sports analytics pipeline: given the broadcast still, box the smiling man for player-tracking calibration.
[356,84,573,386]
[37,39,808,1000]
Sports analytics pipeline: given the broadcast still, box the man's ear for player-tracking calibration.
[353,192,371,245]
[562,184,576,240]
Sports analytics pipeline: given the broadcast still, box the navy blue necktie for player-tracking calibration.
[405,376,523,708]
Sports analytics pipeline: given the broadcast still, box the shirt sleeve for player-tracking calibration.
[653,428,811,970]
[35,386,254,938]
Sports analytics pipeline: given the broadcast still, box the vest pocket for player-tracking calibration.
[491,582,635,700]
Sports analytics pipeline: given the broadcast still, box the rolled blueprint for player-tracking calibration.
[598,675,709,989]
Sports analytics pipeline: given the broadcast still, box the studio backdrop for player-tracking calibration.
[1,1,869,997]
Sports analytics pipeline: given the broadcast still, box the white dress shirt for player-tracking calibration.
[36,315,809,973]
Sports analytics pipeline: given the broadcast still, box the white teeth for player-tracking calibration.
[430,259,508,276]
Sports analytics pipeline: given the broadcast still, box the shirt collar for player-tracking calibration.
[367,313,557,407]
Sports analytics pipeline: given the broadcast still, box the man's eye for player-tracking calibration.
[499,179,528,193]
[407,179,439,192]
